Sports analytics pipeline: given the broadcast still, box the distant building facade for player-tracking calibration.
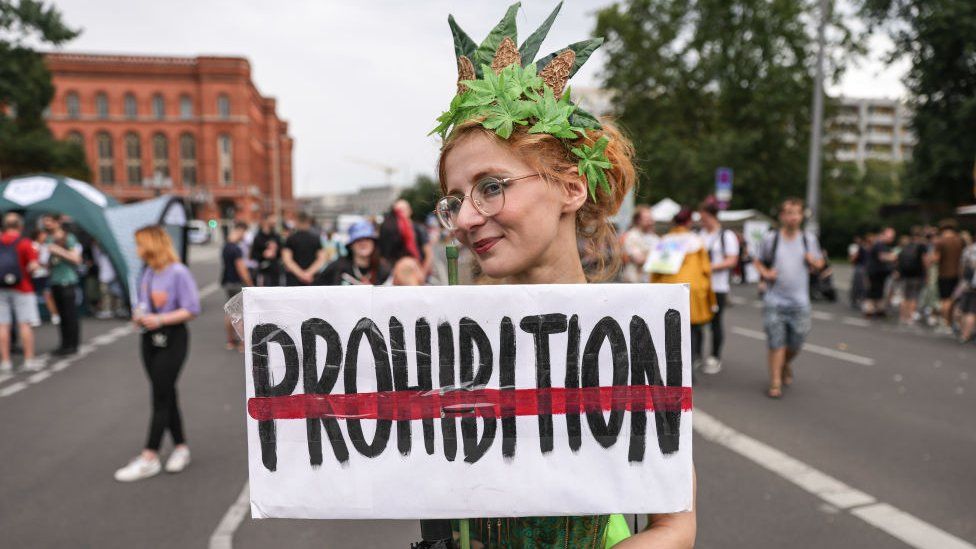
[304,185,402,227]
[43,52,294,221]
[830,96,915,166]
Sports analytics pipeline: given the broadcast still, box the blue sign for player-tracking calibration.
[715,167,733,207]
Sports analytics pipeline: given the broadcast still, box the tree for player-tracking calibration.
[0,0,89,180]
[859,0,976,207]
[398,174,440,222]
[819,159,904,255]
[593,0,860,213]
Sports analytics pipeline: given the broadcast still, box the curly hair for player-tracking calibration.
[437,119,638,282]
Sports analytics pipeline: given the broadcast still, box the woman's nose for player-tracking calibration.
[454,197,486,232]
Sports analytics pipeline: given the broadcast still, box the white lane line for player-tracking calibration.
[842,317,872,328]
[200,282,220,299]
[731,326,876,366]
[0,373,13,385]
[851,503,975,549]
[209,482,250,549]
[695,409,974,549]
[811,310,835,321]
[50,360,70,372]
[0,381,28,397]
[28,370,51,383]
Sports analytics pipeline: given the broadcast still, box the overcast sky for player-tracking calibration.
[51,0,909,196]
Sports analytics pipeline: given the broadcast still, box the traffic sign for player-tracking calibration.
[715,167,733,208]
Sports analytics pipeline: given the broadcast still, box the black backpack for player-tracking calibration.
[0,237,23,287]
[896,242,925,277]
[762,229,809,269]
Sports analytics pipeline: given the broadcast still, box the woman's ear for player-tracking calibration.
[561,166,588,214]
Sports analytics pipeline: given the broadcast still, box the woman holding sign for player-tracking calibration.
[432,4,696,546]
[114,226,200,482]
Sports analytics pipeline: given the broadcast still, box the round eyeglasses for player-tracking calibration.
[435,173,538,231]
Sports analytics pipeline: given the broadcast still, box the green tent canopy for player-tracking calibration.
[0,173,189,308]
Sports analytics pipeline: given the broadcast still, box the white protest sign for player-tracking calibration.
[243,283,693,520]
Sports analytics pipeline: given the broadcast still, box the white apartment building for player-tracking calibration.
[303,184,402,226]
[830,96,915,166]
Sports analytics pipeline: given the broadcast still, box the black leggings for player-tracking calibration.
[709,293,728,359]
[691,324,704,364]
[141,324,189,451]
[51,284,80,350]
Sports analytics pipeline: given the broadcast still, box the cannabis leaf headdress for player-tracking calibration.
[431,2,613,200]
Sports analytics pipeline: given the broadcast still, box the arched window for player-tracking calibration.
[152,94,165,120]
[95,92,109,119]
[217,94,230,119]
[66,92,80,119]
[152,133,170,177]
[180,95,193,119]
[179,133,197,187]
[217,134,233,184]
[96,132,115,184]
[124,93,137,119]
[66,131,83,146]
[125,133,142,184]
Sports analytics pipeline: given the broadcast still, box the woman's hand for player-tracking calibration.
[138,314,163,330]
[614,469,697,548]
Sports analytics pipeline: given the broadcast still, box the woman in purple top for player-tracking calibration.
[114,226,201,482]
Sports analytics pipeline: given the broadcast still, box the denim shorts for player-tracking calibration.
[0,289,40,326]
[763,305,811,351]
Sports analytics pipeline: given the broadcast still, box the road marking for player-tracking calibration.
[28,370,51,383]
[0,381,28,397]
[209,482,250,549]
[695,409,974,549]
[0,373,13,385]
[811,310,835,321]
[200,282,220,299]
[731,326,876,366]
[842,317,872,327]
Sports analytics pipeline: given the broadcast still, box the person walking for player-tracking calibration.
[895,227,928,325]
[43,214,83,356]
[114,226,200,482]
[222,222,253,350]
[317,221,390,286]
[753,198,825,399]
[650,208,716,370]
[930,219,965,329]
[864,227,897,318]
[957,240,976,343]
[0,213,42,372]
[848,235,869,310]
[699,197,739,374]
[250,216,282,287]
[620,204,659,283]
[281,212,325,286]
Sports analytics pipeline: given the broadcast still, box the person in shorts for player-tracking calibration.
[753,198,824,398]
[930,219,964,326]
[221,222,253,350]
[958,241,976,343]
[896,227,927,324]
[0,213,42,372]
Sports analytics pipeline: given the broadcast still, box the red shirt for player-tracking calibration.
[0,230,38,293]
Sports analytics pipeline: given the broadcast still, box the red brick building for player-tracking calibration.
[43,52,294,222]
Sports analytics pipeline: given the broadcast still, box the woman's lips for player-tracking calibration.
[473,237,501,255]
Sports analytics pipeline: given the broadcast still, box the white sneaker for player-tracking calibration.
[165,446,191,474]
[0,360,12,373]
[703,356,723,375]
[114,455,161,482]
[50,314,61,326]
[22,358,46,372]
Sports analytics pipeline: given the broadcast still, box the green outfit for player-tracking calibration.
[47,233,80,286]
[456,515,613,548]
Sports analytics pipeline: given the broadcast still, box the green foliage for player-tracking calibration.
[0,0,86,180]
[471,2,521,75]
[572,135,613,200]
[859,0,976,206]
[519,2,563,65]
[594,0,861,213]
[819,160,904,255]
[399,174,441,222]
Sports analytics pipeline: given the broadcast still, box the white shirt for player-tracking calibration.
[703,228,739,294]
[621,227,659,283]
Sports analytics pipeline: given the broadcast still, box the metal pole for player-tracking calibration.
[806,0,829,236]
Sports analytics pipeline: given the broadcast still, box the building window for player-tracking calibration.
[66,131,83,146]
[152,133,170,177]
[124,93,137,119]
[152,94,165,120]
[96,132,115,184]
[217,134,233,184]
[66,92,80,119]
[179,133,197,187]
[217,94,230,119]
[95,92,109,119]
[180,95,193,119]
[124,133,142,185]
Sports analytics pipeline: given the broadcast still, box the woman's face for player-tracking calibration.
[443,132,584,281]
[350,238,374,259]
[135,239,146,260]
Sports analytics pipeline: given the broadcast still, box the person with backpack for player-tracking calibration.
[698,196,738,375]
[0,213,43,373]
[896,227,928,325]
[753,198,824,399]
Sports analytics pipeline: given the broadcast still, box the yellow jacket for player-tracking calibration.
[650,227,717,325]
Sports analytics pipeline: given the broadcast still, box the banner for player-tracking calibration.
[243,283,694,519]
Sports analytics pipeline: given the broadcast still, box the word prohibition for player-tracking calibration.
[248,311,691,471]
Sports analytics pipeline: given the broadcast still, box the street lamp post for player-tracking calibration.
[806,0,830,236]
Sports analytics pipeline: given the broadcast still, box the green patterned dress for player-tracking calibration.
[455,515,610,548]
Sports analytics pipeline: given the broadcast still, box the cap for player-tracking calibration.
[348,220,377,244]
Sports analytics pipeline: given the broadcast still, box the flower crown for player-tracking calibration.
[431,2,613,200]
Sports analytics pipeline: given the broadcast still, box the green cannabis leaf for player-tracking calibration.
[572,135,613,200]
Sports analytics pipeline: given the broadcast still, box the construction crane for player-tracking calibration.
[344,156,399,185]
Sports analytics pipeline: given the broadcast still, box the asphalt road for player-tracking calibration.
[0,245,972,549]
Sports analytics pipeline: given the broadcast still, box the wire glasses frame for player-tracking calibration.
[435,173,538,231]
